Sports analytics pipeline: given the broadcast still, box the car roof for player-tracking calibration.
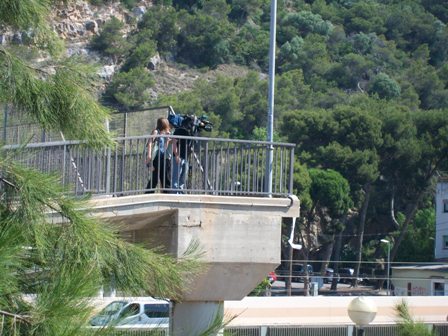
[110,297,170,305]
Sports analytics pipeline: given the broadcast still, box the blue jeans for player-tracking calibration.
[172,158,189,192]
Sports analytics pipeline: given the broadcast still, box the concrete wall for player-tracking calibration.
[436,182,448,260]
[392,269,448,296]
[88,194,300,301]
[224,296,448,326]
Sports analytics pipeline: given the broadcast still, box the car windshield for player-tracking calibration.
[99,301,128,316]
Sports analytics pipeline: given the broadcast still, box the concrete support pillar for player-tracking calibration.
[170,301,223,336]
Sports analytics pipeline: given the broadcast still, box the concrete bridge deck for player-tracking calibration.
[7,134,300,335]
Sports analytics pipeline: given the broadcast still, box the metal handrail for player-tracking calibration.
[5,135,295,198]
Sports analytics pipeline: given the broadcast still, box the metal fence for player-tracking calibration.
[0,105,171,145]
[88,329,167,336]
[4,134,295,197]
[89,324,448,336]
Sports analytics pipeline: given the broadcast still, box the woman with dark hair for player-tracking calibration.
[145,117,176,193]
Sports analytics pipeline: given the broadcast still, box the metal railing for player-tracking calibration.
[85,324,448,336]
[4,134,295,197]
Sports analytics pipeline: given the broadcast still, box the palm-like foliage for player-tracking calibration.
[395,300,438,336]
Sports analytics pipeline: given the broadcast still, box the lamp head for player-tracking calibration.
[348,297,377,326]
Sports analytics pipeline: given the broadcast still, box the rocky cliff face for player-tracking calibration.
[1,0,249,100]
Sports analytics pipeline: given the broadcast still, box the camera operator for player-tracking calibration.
[171,116,195,193]
[169,112,213,193]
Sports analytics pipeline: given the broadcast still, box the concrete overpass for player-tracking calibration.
[8,134,299,335]
[89,193,299,335]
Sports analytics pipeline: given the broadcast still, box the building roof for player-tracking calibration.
[392,265,448,272]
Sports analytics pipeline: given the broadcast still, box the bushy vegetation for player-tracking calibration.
[5,0,445,298]
[0,0,201,334]
[95,0,448,113]
[88,0,448,270]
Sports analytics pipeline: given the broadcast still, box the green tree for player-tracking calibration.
[326,53,373,90]
[121,40,157,71]
[177,11,234,67]
[297,168,352,295]
[194,76,241,136]
[89,16,131,63]
[403,60,448,109]
[344,1,386,35]
[278,36,305,72]
[396,207,435,262]
[106,66,155,108]
[282,104,383,286]
[278,10,333,43]
[235,71,267,134]
[368,73,401,100]
[276,69,312,117]
[379,108,448,264]
[230,24,270,69]
[137,6,179,55]
[228,0,265,24]
[0,2,199,334]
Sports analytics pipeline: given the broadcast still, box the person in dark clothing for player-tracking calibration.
[145,117,176,193]
[171,127,191,193]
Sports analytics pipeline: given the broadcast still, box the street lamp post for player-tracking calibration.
[265,0,277,196]
[347,297,377,336]
[380,239,391,296]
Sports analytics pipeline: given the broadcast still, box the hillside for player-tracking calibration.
[50,0,250,100]
[2,0,448,270]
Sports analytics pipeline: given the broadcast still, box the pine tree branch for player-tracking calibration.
[0,176,16,188]
[0,310,31,324]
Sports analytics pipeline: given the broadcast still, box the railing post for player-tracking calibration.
[3,104,8,143]
[260,326,268,336]
[120,139,125,194]
[203,141,209,193]
[105,147,111,194]
[289,146,295,194]
[62,143,67,186]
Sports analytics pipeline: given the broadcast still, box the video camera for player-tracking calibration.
[168,113,213,135]
[193,115,213,132]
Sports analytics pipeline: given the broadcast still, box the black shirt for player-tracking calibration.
[174,128,191,159]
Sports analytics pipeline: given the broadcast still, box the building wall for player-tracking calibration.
[393,269,447,296]
[435,182,448,260]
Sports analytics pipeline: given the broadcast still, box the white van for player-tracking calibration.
[90,297,170,329]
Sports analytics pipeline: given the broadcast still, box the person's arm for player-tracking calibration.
[172,137,180,163]
[146,129,157,165]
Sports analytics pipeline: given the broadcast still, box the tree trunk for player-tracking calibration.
[377,186,426,290]
[354,183,372,287]
[319,236,335,275]
[390,192,424,262]
[331,227,345,290]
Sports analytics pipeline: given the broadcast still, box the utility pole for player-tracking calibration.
[265,0,277,197]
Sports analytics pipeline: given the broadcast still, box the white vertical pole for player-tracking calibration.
[265,0,277,197]
[387,243,391,296]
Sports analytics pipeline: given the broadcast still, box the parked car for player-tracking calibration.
[292,264,313,282]
[338,268,354,284]
[324,268,334,284]
[268,271,277,284]
[338,268,363,284]
[90,298,170,328]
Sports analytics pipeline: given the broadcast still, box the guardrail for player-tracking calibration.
[5,135,295,197]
